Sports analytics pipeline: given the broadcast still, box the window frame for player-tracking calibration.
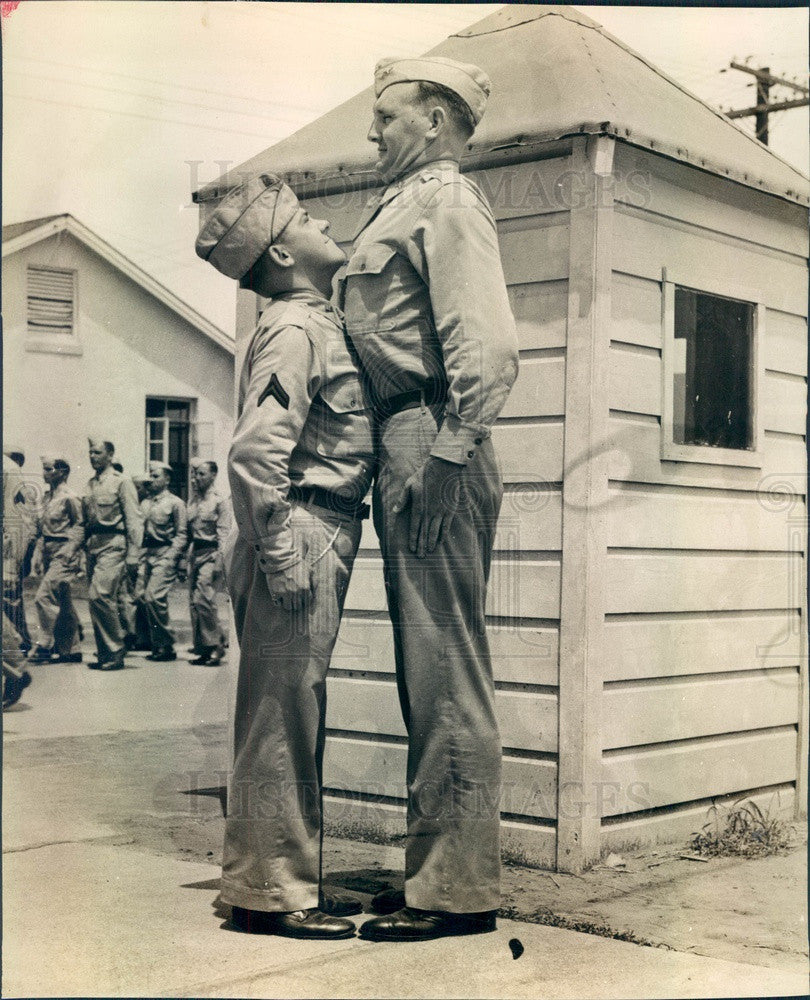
[660,269,764,468]
[25,264,82,356]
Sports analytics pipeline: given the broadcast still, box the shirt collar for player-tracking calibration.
[381,159,460,204]
[275,289,344,324]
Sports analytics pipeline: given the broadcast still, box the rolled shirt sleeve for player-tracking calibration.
[409,183,519,465]
[169,498,187,559]
[119,476,144,562]
[228,321,321,571]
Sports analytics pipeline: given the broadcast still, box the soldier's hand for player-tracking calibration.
[394,456,464,559]
[265,559,313,612]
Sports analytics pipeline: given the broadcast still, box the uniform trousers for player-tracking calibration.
[221,502,361,912]
[3,571,31,650]
[86,534,127,662]
[189,546,224,652]
[373,405,503,914]
[142,546,179,650]
[34,540,81,655]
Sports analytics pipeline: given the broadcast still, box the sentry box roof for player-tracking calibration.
[194,4,809,207]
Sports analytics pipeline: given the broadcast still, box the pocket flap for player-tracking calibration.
[345,243,397,277]
[319,374,367,413]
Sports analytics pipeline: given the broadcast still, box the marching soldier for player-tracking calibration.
[140,462,186,661]
[28,455,84,663]
[2,444,35,652]
[3,453,32,707]
[120,471,151,651]
[82,437,143,671]
[341,57,519,942]
[196,173,375,939]
[186,460,230,665]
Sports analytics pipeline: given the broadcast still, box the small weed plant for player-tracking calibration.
[690,797,794,859]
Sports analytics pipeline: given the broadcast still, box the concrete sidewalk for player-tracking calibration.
[4,842,806,1000]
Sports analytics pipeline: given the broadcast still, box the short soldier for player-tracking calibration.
[140,462,186,662]
[186,460,230,665]
[196,173,375,940]
[82,437,143,671]
[29,455,84,664]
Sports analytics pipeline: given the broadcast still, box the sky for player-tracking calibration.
[3,2,808,337]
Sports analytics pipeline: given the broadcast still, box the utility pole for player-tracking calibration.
[724,62,809,145]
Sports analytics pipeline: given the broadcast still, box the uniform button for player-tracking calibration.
[474,437,483,445]
[254,544,260,551]
[360,262,366,271]
[467,450,475,459]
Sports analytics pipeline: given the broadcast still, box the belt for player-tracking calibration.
[143,537,171,549]
[43,535,68,543]
[373,378,447,422]
[89,526,125,536]
[289,484,369,520]
[191,539,218,551]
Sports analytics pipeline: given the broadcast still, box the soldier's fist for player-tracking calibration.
[265,559,313,611]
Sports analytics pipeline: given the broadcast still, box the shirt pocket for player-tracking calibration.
[318,373,367,414]
[343,243,398,334]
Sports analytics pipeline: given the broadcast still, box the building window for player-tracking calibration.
[25,266,82,355]
[662,278,763,468]
[145,397,193,501]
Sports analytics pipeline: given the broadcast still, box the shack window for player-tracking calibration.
[662,278,763,468]
[25,265,82,355]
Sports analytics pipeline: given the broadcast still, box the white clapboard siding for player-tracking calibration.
[606,487,806,551]
[334,617,560,686]
[601,785,796,853]
[358,488,563,553]
[509,280,568,350]
[325,676,558,753]
[494,421,564,484]
[471,158,575,222]
[613,208,808,316]
[501,356,565,419]
[603,669,800,749]
[498,222,569,285]
[606,416,806,494]
[766,309,808,376]
[611,277,809,381]
[601,727,798,816]
[608,346,808,434]
[344,556,561,618]
[323,736,558,820]
[613,144,808,257]
[603,611,803,681]
[605,552,802,614]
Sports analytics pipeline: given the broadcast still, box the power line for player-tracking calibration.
[724,62,810,144]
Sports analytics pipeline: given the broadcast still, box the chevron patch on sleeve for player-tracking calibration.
[257,373,290,410]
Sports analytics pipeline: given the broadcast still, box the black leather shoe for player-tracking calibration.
[28,645,56,664]
[148,647,177,662]
[319,890,363,917]
[3,670,32,709]
[55,651,83,664]
[371,888,405,914]
[360,906,496,942]
[230,906,355,939]
[190,646,223,666]
[90,652,125,671]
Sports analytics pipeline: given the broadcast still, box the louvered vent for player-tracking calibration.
[27,266,75,335]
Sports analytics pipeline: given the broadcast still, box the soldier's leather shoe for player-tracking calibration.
[28,645,56,663]
[148,647,177,662]
[319,890,363,917]
[370,888,406,914]
[90,652,125,671]
[230,905,355,939]
[359,906,496,942]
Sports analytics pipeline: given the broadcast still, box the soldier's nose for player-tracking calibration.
[367,122,380,144]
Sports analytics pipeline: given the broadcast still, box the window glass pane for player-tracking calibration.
[146,399,166,418]
[673,288,753,450]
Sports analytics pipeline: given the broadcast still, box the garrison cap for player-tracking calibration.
[374,56,491,125]
[149,461,173,475]
[87,435,114,451]
[40,452,69,466]
[195,173,299,280]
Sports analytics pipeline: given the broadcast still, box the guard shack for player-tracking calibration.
[195,4,809,872]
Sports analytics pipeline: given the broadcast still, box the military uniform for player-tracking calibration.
[3,455,31,705]
[140,481,187,654]
[82,463,143,666]
[33,481,84,659]
[222,288,375,913]
[186,484,230,658]
[341,154,518,913]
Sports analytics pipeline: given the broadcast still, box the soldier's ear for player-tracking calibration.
[426,104,447,140]
[267,244,294,269]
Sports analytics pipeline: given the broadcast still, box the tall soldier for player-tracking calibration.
[186,460,230,665]
[82,437,143,671]
[341,57,519,942]
[28,455,84,663]
[140,462,186,662]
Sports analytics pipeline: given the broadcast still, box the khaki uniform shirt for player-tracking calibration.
[340,159,519,465]
[229,289,375,571]
[3,456,27,578]
[141,489,187,557]
[38,483,84,549]
[83,466,143,562]
[187,489,231,549]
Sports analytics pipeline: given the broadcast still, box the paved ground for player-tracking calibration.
[3,586,808,998]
